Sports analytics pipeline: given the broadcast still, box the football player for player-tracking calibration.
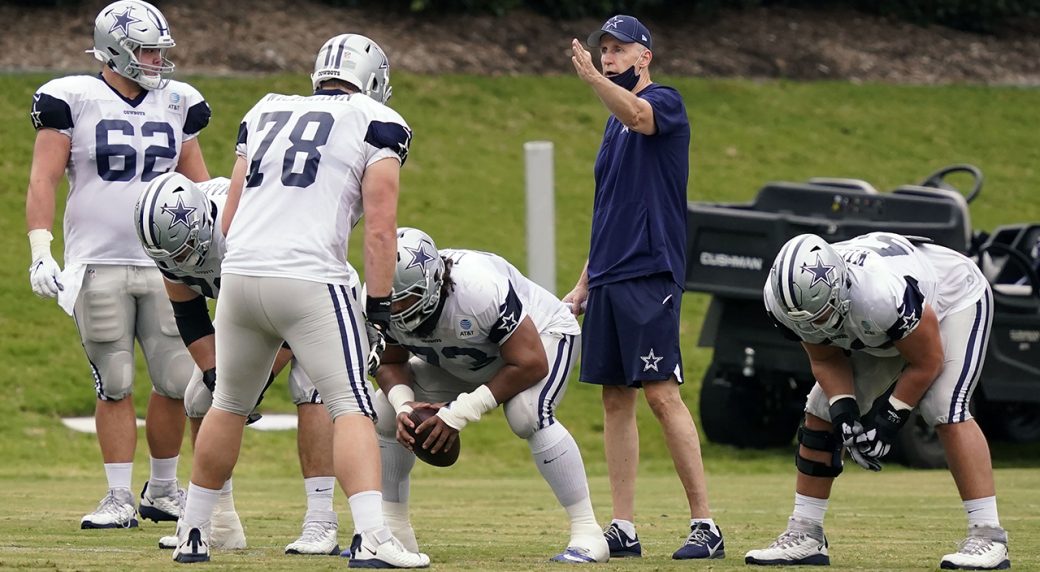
[134,173,342,555]
[25,0,209,532]
[371,227,610,564]
[171,34,427,568]
[746,232,1009,570]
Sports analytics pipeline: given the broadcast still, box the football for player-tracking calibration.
[406,407,461,467]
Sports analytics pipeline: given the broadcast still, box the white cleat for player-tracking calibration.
[210,503,247,550]
[80,488,138,529]
[139,482,185,523]
[286,519,340,555]
[159,534,178,550]
[940,526,1011,570]
[172,522,210,564]
[745,518,830,566]
[348,528,430,568]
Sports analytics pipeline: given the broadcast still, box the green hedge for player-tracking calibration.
[5,0,1036,31]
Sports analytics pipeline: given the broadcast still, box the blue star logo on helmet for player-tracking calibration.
[107,6,141,37]
[801,254,835,288]
[161,196,197,230]
[405,243,434,271]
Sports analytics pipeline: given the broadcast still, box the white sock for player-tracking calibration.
[104,462,133,492]
[529,423,589,508]
[611,519,637,538]
[378,435,415,504]
[217,479,236,511]
[304,476,336,513]
[792,493,829,526]
[149,455,179,490]
[221,478,233,494]
[183,482,222,529]
[964,496,1000,528]
[348,490,384,534]
[384,500,418,552]
[564,499,601,539]
[690,518,720,536]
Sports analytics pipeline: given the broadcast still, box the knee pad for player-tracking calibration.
[148,345,194,400]
[795,423,843,478]
[183,368,213,418]
[504,396,541,440]
[90,349,135,401]
[372,390,397,438]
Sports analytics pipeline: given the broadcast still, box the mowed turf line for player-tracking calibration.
[1,73,1039,569]
[0,470,1038,570]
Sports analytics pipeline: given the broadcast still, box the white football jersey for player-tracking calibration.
[222,91,412,286]
[765,232,988,356]
[157,178,230,299]
[388,249,581,385]
[31,74,211,266]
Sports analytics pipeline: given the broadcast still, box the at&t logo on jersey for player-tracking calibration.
[457,317,475,338]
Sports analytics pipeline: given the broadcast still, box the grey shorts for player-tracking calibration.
[213,274,374,420]
[184,358,321,418]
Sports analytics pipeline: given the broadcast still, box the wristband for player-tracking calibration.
[435,384,498,432]
[28,229,53,262]
[387,384,415,416]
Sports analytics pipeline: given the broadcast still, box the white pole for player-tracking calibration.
[524,141,556,294]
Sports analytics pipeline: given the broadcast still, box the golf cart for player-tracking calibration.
[685,165,1040,468]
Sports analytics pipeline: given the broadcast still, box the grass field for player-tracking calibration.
[1,72,1039,570]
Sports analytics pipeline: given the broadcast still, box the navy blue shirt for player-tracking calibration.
[588,83,690,289]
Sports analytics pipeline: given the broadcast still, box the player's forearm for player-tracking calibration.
[590,74,644,127]
[809,360,855,400]
[364,226,396,297]
[375,362,413,393]
[26,181,58,232]
[185,334,216,371]
[891,363,939,408]
[486,361,545,404]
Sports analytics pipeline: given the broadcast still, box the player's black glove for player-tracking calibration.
[854,397,912,461]
[365,294,392,377]
[829,396,880,471]
[202,368,217,392]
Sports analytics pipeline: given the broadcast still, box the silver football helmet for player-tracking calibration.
[769,234,850,337]
[134,172,215,273]
[88,0,175,90]
[311,34,393,104]
[392,227,446,332]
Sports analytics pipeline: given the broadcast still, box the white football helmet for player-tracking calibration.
[311,34,393,103]
[134,172,215,273]
[769,234,850,337]
[392,227,446,332]
[88,0,175,90]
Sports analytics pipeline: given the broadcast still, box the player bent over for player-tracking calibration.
[746,233,1010,570]
[135,173,341,554]
[372,227,610,564]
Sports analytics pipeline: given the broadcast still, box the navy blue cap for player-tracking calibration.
[587,15,652,51]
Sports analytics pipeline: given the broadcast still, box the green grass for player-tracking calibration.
[1,72,1040,569]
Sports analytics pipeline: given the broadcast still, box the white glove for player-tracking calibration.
[29,256,64,298]
[28,229,64,298]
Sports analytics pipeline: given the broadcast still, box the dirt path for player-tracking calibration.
[4,0,1040,84]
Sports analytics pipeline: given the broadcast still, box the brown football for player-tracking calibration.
[406,407,460,467]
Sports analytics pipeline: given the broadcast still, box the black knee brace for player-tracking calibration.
[795,423,844,478]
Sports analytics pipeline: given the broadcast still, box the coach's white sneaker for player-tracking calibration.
[172,522,210,564]
[286,518,340,555]
[940,525,1011,570]
[139,482,185,523]
[210,500,247,550]
[81,488,138,529]
[348,527,430,568]
[745,517,830,566]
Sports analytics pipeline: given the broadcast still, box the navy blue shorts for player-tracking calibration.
[579,273,684,388]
